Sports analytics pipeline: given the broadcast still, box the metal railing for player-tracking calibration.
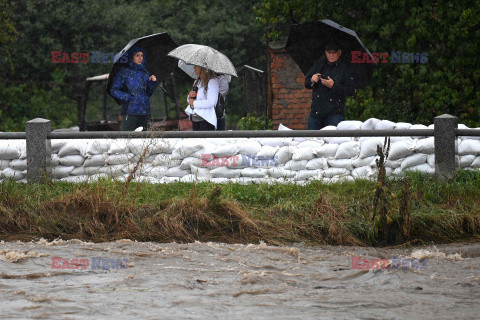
[1,114,479,183]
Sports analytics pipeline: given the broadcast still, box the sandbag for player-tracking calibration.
[427,154,435,167]
[292,147,315,161]
[404,163,435,174]
[0,142,21,160]
[164,167,190,177]
[323,168,350,178]
[306,158,328,170]
[9,159,27,171]
[458,139,480,155]
[257,138,290,147]
[51,140,67,153]
[352,156,375,168]
[384,159,403,169]
[241,167,268,178]
[52,166,75,179]
[335,141,360,159]
[0,160,11,170]
[212,144,239,158]
[297,140,324,149]
[190,165,212,179]
[395,122,412,130]
[1,168,24,181]
[84,154,107,167]
[179,157,203,170]
[459,155,476,168]
[106,153,134,165]
[337,120,363,130]
[210,167,242,178]
[146,166,168,179]
[171,140,204,159]
[153,154,181,168]
[388,139,415,160]
[278,123,292,131]
[275,146,293,165]
[283,160,308,171]
[315,144,338,158]
[374,119,396,130]
[237,140,262,156]
[361,118,380,130]
[409,124,429,138]
[268,167,295,178]
[351,166,374,178]
[471,156,480,168]
[327,159,354,171]
[59,155,85,167]
[359,138,385,158]
[414,137,435,154]
[86,140,111,155]
[295,169,321,181]
[51,154,60,166]
[401,153,428,170]
[256,145,278,159]
[60,175,89,183]
[107,140,129,155]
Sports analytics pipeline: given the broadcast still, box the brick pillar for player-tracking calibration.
[268,48,312,130]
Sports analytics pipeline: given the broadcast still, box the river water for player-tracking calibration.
[1,239,479,319]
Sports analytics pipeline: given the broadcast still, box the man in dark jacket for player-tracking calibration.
[110,45,157,131]
[304,42,355,130]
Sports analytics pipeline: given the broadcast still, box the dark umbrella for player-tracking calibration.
[286,19,376,89]
[107,32,178,104]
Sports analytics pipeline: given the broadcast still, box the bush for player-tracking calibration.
[237,113,273,130]
[0,83,77,132]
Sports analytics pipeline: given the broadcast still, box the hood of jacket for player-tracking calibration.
[127,45,148,72]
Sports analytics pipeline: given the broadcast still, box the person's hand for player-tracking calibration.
[321,76,334,88]
[149,75,157,82]
[311,73,321,83]
[188,91,197,99]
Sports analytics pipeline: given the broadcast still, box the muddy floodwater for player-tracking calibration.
[1,239,479,319]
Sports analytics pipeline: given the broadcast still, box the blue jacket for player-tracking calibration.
[110,46,157,115]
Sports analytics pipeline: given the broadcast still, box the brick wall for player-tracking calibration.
[269,48,311,130]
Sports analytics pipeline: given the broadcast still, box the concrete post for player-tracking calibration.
[26,118,52,183]
[434,114,458,180]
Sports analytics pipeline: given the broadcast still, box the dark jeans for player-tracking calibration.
[307,113,344,130]
[121,115,149,131]
[192,120,215,131]
[216,117,226,131]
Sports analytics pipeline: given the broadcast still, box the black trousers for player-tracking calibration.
[121,115,149,131]
[192,120,215,131]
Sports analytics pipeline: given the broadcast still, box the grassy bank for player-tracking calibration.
[1,171,480,246]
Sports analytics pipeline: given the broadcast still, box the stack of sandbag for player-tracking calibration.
[2,118,480,184]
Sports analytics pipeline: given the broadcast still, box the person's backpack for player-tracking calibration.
[215,93,225,118]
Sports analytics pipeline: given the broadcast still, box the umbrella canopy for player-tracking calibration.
[168,44,237,77]
[107,32,178,105]
[286,19,376,89]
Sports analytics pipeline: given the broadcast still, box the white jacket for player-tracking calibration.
[185,78,219,129]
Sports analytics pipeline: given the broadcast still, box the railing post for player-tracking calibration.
[26,118,52,183]
[434,114,458,180]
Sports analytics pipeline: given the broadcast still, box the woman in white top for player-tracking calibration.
[185,66,219,131]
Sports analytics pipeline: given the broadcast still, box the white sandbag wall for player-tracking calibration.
[1,118,480,184]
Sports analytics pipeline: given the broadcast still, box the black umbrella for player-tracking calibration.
[107,32,178,105]
[286,19,376,89]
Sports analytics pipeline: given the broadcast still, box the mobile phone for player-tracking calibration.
[321,74,329,80]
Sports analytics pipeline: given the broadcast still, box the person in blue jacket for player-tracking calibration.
[110,45,157,131]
